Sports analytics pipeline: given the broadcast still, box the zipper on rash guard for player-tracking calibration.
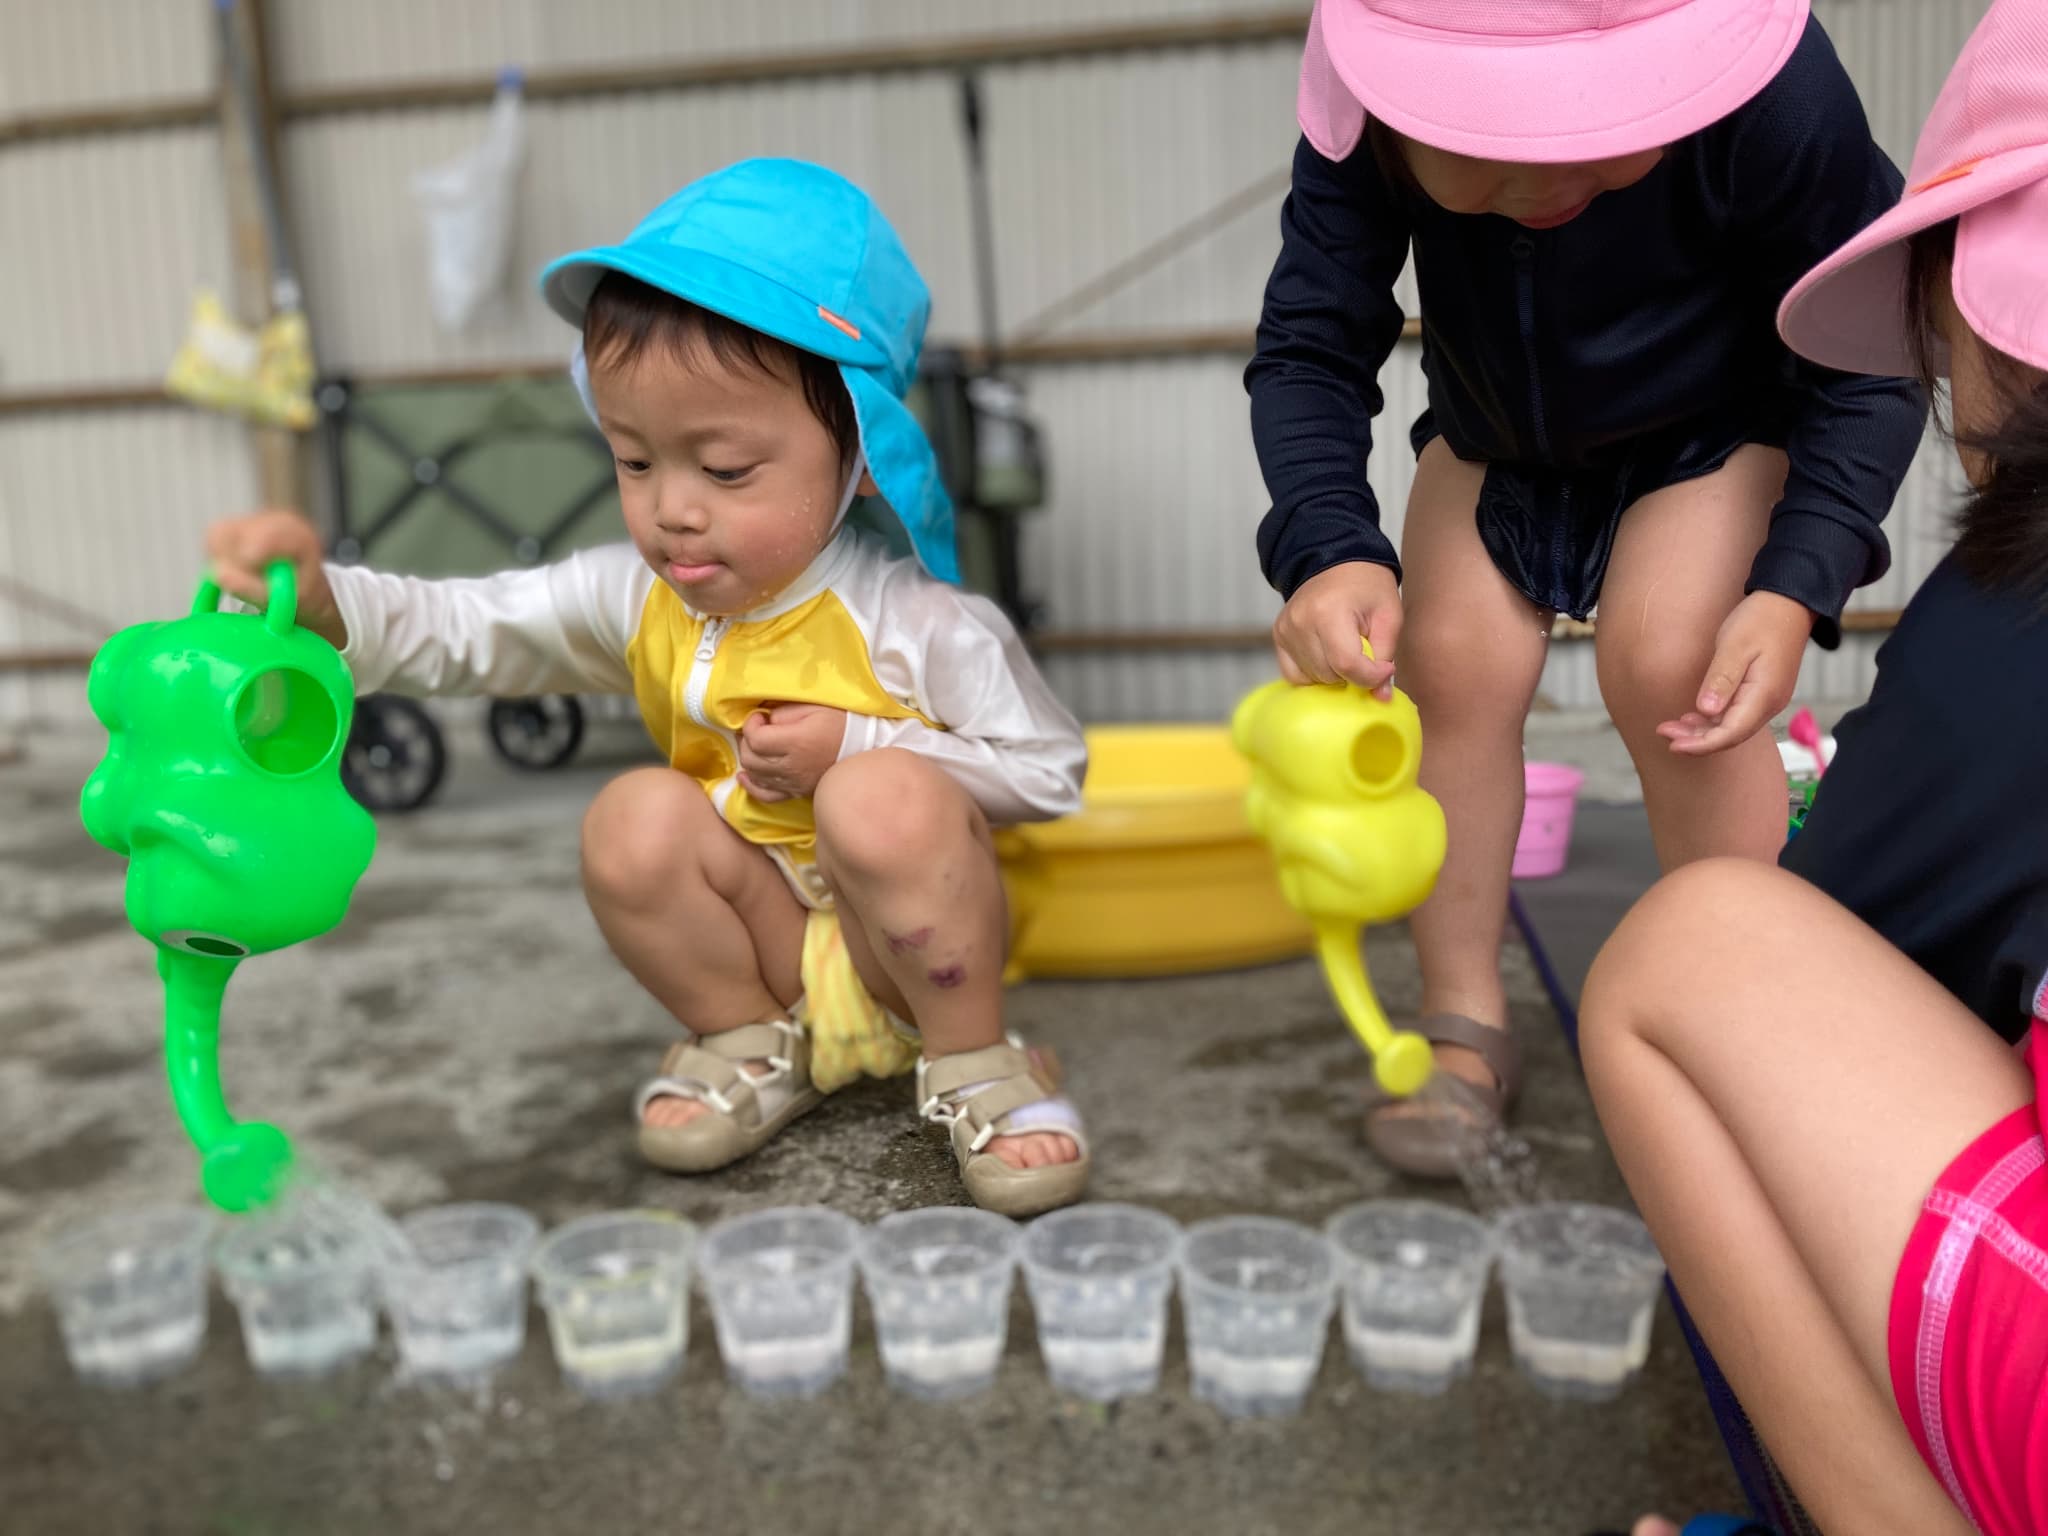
[682,617,742,813]
[1511,236,1552,462]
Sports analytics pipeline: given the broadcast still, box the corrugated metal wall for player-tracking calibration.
[0,0,1992,728]
[0,0,235,721]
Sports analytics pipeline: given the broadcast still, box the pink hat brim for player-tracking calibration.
[1778,142,2048,377]
[1302,0,1808,166]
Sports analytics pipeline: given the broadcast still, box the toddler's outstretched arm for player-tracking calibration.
[207,509,650,699]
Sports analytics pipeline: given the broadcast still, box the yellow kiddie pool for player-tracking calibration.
[998,724,1314,979]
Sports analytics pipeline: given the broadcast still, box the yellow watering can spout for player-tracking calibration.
[1231,643,1446,1098]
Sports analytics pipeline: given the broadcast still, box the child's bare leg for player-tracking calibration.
[581,767,806,1129]
[1597,445,1792,869]
[813,748,1076,1172]
[1581,859,2028,1535]
[1397,439,1554,1088]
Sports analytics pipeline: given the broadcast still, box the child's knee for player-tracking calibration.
[1597,627,1713,730]
[581,767,711,901]
[1400,606,1543,727]
[815,749,971,875]
[1582,858,1764,1048]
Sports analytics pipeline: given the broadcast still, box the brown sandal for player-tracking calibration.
[1362,1013,1524,1179]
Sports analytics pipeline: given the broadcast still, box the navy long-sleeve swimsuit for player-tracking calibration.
[1247,16,1929,646]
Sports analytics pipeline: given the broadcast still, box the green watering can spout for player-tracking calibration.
[81,562,376,1210]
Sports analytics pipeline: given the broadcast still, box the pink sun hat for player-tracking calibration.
[1297,0,1810,166]
[1778,0,2048,378]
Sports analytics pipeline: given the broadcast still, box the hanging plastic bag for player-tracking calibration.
[411,69,526,334]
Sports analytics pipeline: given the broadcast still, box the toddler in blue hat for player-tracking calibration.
[205,159,1092,1216]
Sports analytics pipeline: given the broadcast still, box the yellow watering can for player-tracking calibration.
[1231,646,1444,1098]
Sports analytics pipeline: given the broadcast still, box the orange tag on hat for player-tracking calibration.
[817,305,861,340]
[1910,157,1985,195]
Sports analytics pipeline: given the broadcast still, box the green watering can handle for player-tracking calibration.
[189,561,297,637]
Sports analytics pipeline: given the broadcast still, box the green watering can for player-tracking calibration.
[80,564,376,1211]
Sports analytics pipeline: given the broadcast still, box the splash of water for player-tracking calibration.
[245,1162,417,1269]
[1398,1073,1558,1218]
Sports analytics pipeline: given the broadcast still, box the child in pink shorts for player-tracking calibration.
[1580,3,2048,1532]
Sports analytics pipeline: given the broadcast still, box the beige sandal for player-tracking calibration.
[634,1020,825,1173]
[917,1037,1090,1218]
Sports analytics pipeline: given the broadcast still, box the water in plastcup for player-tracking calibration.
[905,1242,991,1280]
[217,1189,386,1377]
[862,1213,1018,1401]
[706,1238,854,1396]
[1023,1209,1178,1402]
[381,1203,538,1381]
[1181,1220,1334,1419]
[40,1207,213,1386]
[1328,1200,1488,1395]
[1497,1204,1665,1400]
[547,1271,685,1399]
[534,1214,695,1399]
[713,1281,851,1398]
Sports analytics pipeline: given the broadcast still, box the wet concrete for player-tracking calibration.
[0,726,1737,1535]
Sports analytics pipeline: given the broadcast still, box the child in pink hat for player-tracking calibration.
[1584,2,2048,1530]
[1249,0,1929,1173]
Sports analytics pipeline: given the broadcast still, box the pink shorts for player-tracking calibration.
[1888,1019,2048,1535]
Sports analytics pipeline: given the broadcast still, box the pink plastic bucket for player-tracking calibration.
[1514,762,1585,880]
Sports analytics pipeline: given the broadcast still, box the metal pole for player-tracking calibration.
[215,0,310,510]
[957,73,1003,375]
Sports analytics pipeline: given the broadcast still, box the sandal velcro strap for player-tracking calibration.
[707,1020,809,1076]
[920,1040,1058,1105]
[1415,1013,1523,1102]
[922,1042,1031,1101]
[953,1075,1057,1153]
[640,1021,810,1129]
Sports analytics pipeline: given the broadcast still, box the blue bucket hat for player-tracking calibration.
[540,158,958,582]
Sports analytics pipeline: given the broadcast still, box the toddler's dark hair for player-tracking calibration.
[1907,218,2048,600]
[582,272,860,468]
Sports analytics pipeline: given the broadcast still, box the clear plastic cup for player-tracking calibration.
[698,1206,860,1398]
[1325,1200,1494,1395]
[381,1203,539,1381]
[1020,1203,1181,1401]
[531,1211,697,1399]
[37,1206,215,1386]
[858,1207,1020,1401]
[1495,1202,1665,1402]
[1178,1216,1336,1418]
[215,1204,380,1378]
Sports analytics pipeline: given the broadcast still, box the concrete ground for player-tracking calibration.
[0,715,1741,1536]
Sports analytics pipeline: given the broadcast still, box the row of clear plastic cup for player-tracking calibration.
[37,1196,1665,1412]
[544,1199,1670,1410]
[34,1199,546,1387]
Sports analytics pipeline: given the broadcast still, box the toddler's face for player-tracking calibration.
[590,341,871,615]
[1396,136,1665,229]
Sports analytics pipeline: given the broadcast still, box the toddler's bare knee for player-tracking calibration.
[815,749,964,878]
[581,768,710,902]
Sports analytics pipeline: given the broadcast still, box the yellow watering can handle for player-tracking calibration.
[1315,920,1433,1097]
